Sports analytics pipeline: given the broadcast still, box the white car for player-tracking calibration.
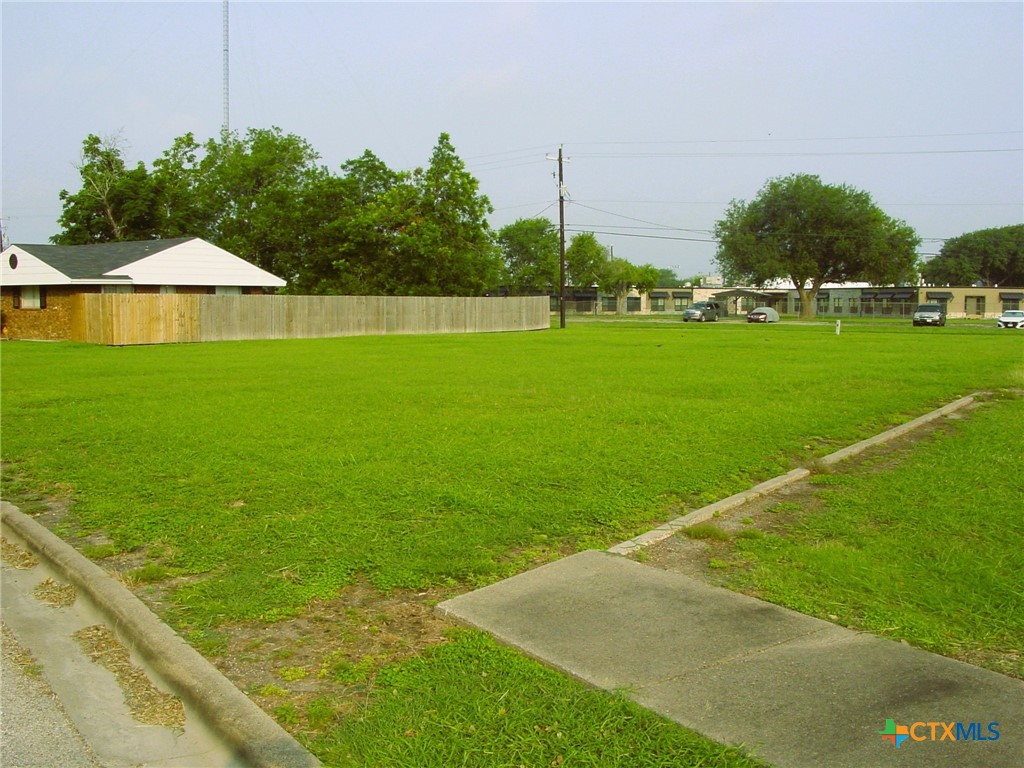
[996,309,1024,329]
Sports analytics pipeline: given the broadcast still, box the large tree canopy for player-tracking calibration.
[54,130,501,296]
[921,224,1024,287]
[713,174,920,318]
[598,257,659,313]
[564,232,609,288]
[497,218,559,294]
[54,134,162,244]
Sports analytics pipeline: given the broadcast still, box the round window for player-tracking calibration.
[8,254,17,270]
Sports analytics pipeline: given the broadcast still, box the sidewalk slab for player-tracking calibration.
[437,550,1024,768]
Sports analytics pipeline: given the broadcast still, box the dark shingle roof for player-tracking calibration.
[15,238,196,279]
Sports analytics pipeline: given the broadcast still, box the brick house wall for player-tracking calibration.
[1,286,99,340]
[1,286,269,340]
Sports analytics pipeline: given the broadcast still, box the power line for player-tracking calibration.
[570,130,1022,147]
[572,148,1021,159]
[565,228,718,243]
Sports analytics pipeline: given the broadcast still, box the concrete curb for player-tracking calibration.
[609,393,979,555]
[0,502,321,768]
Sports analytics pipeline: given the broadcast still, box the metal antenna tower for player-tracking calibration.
[222,0,230,137]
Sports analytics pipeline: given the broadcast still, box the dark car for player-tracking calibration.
[912,303,946,327]
[682,301,721,322]
[746,307,780,323]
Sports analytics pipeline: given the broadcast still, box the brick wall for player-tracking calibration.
[1,286,91,340]
[0,285,265,340]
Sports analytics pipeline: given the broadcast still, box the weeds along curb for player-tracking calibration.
[0,501,321,768]
[608,393,980,556]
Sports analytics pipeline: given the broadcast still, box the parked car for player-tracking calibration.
[912,303,946,327]
[746,306,780,323]
[683,301,721,322]
[996,309,1024,329]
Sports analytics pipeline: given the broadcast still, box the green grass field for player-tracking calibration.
[2,323,1020,626]
[2,322,1021,766]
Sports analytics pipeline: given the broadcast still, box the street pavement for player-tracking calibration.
[1,652,103,768]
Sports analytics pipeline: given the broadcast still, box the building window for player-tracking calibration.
[650,298,666,312]
[102,284,133,294]
[674,298,689,311]
[215,286,243,296]
[160,286,176,295]
[965,296,986,316]
[15,286,44,309]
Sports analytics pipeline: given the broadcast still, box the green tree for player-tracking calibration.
[564,232,610,288]
[392,133,501,295]
[283,150,404,294]
[54,134,162,244]
[150,132,216,240]
[713,174,920,318]
[53,130,501,297]
[655,267,679,287]
[198,127,325,281]
[599,258,659,313]
[921,224,1024,286]
[497,218,559,294]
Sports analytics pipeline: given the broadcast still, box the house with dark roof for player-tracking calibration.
[1,237,286,339]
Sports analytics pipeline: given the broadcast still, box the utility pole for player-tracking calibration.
[546,146,570,327]
[557,145,567,329]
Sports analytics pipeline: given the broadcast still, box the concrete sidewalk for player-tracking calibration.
[438,550,1024,768]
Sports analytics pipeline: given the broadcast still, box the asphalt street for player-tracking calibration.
[1,651,103,768]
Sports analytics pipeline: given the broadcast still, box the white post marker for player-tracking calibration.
[836,319,842,335]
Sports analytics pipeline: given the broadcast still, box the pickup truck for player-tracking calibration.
[682,301,722,322]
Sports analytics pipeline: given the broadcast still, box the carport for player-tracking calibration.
[710,288,781,317]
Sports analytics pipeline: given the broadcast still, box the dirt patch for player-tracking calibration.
[209,581,460,730]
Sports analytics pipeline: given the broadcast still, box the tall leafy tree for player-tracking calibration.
[198,127,325,280]
[53,129,501,296]
[54,134,161,244]
[497,218,559,294]
[921,224,1024,286]
[600,257,659,313]
[564,232,610,288]
[713,174,920,318]
[655,267,679,287]
[390,133,501,295]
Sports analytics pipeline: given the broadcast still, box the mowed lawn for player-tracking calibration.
[1,322,1021,629]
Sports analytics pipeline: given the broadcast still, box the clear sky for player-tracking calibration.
[2,1,1022,277]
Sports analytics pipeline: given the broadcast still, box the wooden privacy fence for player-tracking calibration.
[70,294,550,345]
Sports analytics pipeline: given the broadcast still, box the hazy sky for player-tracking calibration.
[2,1,1022,276]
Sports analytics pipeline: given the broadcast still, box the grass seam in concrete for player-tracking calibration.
[608,393,978,555]
[0,501,321,768]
